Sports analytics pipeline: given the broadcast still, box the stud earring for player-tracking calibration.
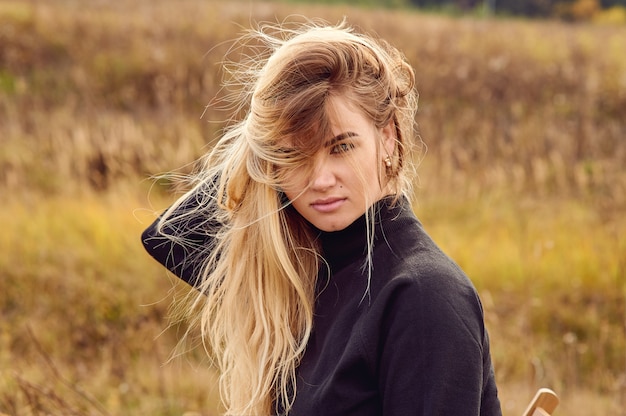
[384,156,392,168]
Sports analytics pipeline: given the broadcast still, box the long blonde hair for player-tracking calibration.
[157,18,418,415]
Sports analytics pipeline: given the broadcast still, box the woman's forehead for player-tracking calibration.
[275,93,373,150]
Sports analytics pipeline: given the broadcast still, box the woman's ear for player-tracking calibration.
[381,119,396,157]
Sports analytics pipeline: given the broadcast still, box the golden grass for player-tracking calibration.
[0,0,625,413]
[0,191,222,415]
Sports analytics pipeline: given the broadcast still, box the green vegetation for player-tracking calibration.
[283,0,626,22]
[0,0,624,414]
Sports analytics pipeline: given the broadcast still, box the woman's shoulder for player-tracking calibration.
[376,210,472,290]
[365,246,487,348]
[371,211,484,320]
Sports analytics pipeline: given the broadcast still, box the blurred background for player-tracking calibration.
[0,0,624,414]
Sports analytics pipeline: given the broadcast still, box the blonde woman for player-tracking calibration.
[142,19,502,416]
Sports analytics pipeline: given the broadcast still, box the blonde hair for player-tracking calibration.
[157,18,418,415]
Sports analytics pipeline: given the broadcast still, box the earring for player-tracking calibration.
[384,156,392,168]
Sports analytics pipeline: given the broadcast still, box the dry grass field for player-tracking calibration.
[0,0,624,414]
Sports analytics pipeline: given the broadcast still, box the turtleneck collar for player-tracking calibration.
[316,195,410,273]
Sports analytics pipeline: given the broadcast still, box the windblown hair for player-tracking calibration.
[157,18,418,415]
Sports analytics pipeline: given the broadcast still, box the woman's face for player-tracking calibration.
[282,95,395,232]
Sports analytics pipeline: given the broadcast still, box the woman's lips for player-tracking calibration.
[310,198,346,213]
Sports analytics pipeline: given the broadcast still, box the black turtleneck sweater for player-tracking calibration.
[142,196,502,416]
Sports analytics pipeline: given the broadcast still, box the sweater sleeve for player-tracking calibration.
[365,272,501,416]
[141,189,221,288]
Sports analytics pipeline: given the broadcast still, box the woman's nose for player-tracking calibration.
[309,158,337,191]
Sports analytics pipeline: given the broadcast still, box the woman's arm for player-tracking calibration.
[370,275,501,415]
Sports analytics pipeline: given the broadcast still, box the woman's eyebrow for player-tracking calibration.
[325,132,358,148]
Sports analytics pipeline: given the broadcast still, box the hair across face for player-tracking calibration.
[241,22,418,203]
[281,93,397,231]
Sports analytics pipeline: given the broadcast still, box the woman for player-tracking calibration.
[142,19,502,416]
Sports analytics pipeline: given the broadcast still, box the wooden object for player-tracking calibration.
[522,388,560,416]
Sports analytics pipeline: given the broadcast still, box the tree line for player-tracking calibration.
[411,0,626,19]
[295,0,626,21]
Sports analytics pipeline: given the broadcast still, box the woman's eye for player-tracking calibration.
[330,142,354,154]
